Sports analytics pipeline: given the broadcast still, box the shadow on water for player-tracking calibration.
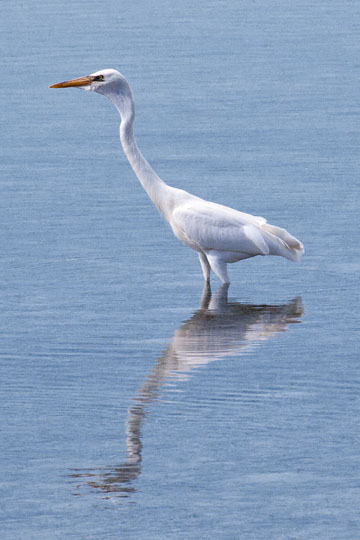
[71,284,303,497]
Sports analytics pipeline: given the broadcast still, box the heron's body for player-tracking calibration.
[50,69,304,284]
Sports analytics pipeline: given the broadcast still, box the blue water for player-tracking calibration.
[1,1,359,538]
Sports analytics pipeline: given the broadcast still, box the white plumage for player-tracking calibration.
[50,68,304,284]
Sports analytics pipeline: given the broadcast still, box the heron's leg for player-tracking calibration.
[205,252,230,284]
[198,252,211,282]
[200,281,212,309]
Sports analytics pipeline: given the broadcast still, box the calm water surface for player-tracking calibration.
[1,1,359,539]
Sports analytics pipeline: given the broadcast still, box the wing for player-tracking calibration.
[171,199,270,255]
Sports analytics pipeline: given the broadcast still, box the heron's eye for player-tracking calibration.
[93,75,104,82]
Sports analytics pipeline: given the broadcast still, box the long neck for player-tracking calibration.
[106,90,174,221]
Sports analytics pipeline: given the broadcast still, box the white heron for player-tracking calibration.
[50,69,304,284]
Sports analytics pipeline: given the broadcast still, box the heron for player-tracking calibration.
[50,69,304,284]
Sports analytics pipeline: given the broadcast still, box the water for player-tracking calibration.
[1,1,359,538]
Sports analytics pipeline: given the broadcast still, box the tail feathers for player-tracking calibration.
[261,223,304,263]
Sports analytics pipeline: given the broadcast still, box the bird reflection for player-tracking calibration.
[71,284,303,497]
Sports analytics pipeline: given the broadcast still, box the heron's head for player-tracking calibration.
[50,68,135,120]
[49,69,129,96]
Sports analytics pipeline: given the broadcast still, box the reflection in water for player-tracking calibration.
[71,284,303,497]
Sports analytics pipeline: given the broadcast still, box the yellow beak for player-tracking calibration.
[49,75,94,88]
